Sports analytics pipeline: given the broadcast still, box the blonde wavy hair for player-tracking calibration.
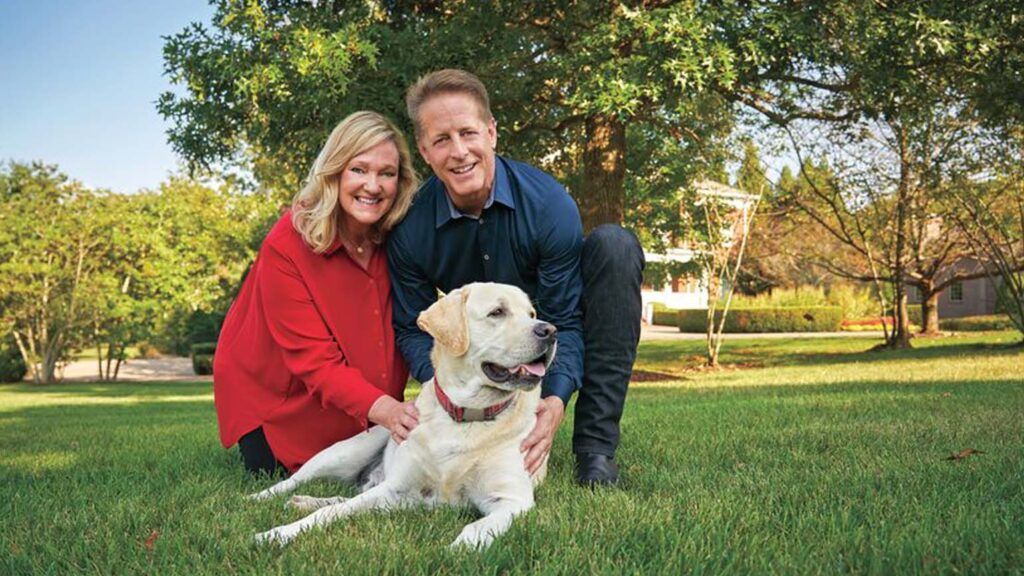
[292,111,418,254]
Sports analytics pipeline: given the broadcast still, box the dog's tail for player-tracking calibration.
[247,425,390,500]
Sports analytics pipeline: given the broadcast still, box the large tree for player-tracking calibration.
[159,1,748,232]
[0,163,114,382]
[725,1,1023,346]
[0,161,275,382]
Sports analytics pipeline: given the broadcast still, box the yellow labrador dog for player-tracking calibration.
[250,282,556,549]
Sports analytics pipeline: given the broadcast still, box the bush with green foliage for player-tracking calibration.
[191,342,217,356]
[678,306,844,333]
[192,355,213,376]
[940,315,1016,332]
[994,276,1022,324]
[649,302,681,327]
[732,285,877,320]
[158,308,229,357]
[886,305,922,326]
[190,342,216,375]
[0,337,27,383]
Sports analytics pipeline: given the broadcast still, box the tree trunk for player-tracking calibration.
[706,271,721,367]
[580,113,626,232]
[919,286,941,335]
[96,339,104,380]
[889,285,913,349]
[888,125,913,349]
[42,351,59,384]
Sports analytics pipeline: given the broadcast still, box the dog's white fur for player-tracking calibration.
[249,282,556,549]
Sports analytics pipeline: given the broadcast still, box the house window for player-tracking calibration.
[950,281,964,302]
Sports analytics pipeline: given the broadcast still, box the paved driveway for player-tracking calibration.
[56,356,210,382]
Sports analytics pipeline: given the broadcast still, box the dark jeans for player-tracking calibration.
[238,426,287,476]
[573,224,645,458]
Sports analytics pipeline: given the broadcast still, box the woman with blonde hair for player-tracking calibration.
[214,111,420,475]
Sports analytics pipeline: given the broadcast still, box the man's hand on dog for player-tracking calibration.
[368,396,420,443]
[521,396,565,474]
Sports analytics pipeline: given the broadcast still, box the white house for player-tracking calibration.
[641,180,759,323]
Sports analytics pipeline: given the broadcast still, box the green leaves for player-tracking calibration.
[0,162,276,381]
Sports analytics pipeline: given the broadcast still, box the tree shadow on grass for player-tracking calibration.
[630,376,1023,405]
[764,340,1024,369]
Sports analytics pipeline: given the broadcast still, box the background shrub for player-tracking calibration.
[678,306,844,333]
[156,308,228,356]
[190,342,217,356]
[731,285,876,320]
[650,302,682,327]
[190,342,216,375]
[0,336,27,383]
[192,355,213,375]
[940,314,1015,331]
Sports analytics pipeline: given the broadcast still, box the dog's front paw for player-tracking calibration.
[247,489,274,501]
[254,527,292,547]
[287,494,346,512]
[450,526,494,551]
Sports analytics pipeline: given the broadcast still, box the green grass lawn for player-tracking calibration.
[2,332,1022,574]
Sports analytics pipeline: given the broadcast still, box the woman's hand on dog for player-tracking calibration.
[521,396,565,474]
[368,396,420,443]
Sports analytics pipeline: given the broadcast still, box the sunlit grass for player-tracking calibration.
[1,332,1021,574]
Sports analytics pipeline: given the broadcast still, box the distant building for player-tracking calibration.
[906,258,1003,318]
[641,181,759,323]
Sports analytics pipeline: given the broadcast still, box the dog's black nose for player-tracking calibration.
[533,322,557,340]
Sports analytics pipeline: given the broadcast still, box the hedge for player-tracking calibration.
[649,303,681,327]
[191,341,216,375]
[677,306,844,333]
[192,355,214,376]
[940,314,1016,331]
[191,342,217,356]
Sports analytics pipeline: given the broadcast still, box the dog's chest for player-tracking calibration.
[408,418,529,504]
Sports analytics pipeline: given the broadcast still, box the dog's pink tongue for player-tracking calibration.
[516,362,547,377]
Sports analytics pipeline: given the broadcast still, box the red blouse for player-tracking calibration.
[213,212,407,473]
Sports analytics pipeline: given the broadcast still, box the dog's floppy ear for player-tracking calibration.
[417,286,471,356]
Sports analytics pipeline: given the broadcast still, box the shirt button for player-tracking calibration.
[483,254,490,261]
[480,218,485,224]
[373,309,380,316]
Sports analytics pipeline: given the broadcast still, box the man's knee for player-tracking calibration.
[582,224,644,274]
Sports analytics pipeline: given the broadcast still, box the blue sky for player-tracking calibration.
[0,0,215,192]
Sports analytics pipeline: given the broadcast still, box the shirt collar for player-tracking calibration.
[434,156,516,229]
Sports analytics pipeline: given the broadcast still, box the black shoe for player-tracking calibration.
[575,453,619,487]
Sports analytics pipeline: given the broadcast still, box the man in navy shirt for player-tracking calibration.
[388,69,644,486]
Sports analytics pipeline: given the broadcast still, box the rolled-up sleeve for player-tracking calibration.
[257,242,385,427]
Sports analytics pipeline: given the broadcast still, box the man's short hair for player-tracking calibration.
[406,69,493,139]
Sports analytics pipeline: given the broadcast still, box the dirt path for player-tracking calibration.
[56,356,211,383]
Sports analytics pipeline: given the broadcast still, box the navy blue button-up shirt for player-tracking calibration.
[387,155,584,404]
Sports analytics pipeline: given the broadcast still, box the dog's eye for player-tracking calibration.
[488,307,505,319]
[529,310,536,319]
